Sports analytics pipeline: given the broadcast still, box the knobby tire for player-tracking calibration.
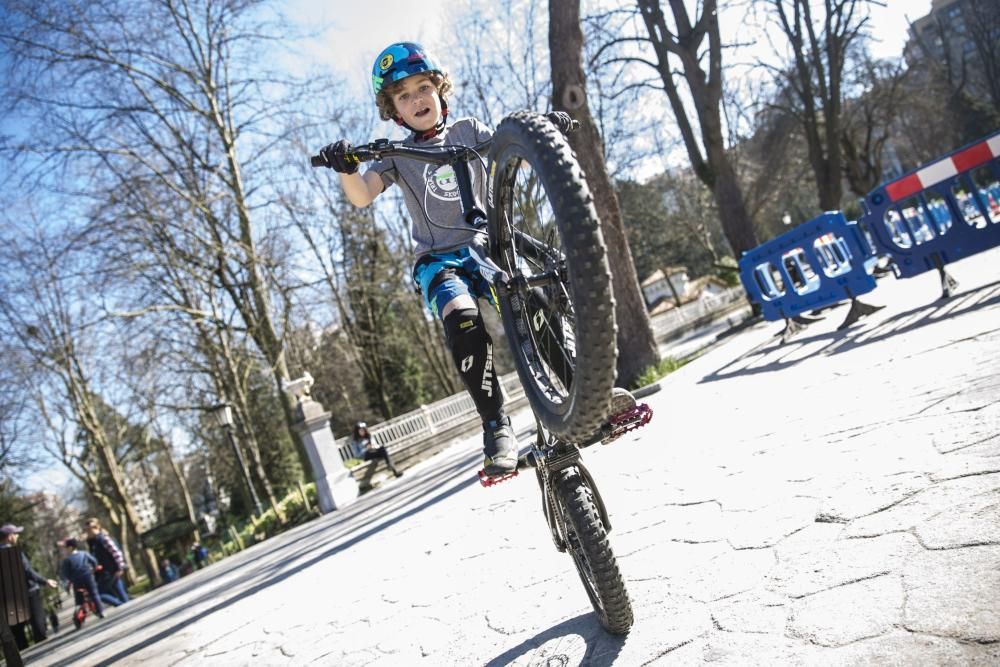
[554,468,633,634]
[488,111,617,442]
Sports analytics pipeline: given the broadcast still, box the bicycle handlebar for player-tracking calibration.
[310,138,492,170]
[310,113,579,169]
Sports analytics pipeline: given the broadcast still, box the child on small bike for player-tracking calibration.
[319,42,633,476]
[58,538,105,620]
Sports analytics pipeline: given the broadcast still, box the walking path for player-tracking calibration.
[25,248,1000,666]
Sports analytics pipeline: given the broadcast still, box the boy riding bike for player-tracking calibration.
[318,42,633,477]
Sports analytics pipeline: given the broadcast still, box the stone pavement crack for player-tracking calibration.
[787,571,893,600]
[933,465,1000,482]
[641,637,697,666]
[934,436,1000,457]
[484,612,518,636]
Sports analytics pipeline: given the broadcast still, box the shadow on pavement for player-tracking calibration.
[27,413,545,665]
[484,613,625,667]
[32,449,486,666]
[701,279,1000,383]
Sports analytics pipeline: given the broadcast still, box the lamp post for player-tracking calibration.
[209,403,263,517]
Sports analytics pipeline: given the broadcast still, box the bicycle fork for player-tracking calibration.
[531,427,614,552]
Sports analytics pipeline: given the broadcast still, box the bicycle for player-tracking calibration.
[71,585,98,630]
[312,111,651,635]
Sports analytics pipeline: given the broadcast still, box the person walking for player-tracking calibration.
[0,524,58,649]
[83,518,129,605]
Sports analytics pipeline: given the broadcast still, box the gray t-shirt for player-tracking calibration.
[367,117,492,259]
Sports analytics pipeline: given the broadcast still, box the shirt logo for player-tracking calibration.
[424,163,474,203]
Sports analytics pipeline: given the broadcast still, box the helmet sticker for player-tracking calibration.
[371,41,444,98]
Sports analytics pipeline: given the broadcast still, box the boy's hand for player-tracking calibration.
[319,140,360,174]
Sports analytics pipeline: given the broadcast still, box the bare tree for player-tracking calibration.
[0,349,33,474]
[0,0,318,481]
[0,223,162,586]
[840,56,909,198]
[599,0,758,259]
[961,0,1000,110]
[550,0,660,386]
[763,0,876,211]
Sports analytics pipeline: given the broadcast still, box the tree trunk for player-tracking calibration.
[550,0,660,386]
[151,427,201,544]
[636,0,759,259]
[709,154,758,255]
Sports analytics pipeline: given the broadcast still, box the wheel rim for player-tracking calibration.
[494,152,579,411]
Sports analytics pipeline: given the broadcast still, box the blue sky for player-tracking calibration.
[284,0,933,90]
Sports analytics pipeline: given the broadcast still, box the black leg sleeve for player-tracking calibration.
[442,306,504,422]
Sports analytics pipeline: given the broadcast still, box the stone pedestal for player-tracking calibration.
[291,395,359,514]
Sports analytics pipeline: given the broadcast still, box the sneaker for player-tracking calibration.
[582,387,637,445]
[608,387,636,416]
[482,415,520,476]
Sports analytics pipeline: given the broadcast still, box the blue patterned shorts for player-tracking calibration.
[412,247,495,318]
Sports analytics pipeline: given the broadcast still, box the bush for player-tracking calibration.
[218,482,320,554]
[630,356,685,389]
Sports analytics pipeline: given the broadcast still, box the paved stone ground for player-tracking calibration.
[25,249,1000,666]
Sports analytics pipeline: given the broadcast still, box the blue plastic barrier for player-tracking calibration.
[738,211,878,321]
[860,130,1000,277]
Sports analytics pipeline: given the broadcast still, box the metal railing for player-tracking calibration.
[337,288,749,463]
[336,372,526,462]
[649,286,748,340]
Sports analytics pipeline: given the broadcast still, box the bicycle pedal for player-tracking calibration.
[604,403,653,443]
[478,469,519,487]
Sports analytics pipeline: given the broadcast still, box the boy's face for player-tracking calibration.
[391,74,442,132]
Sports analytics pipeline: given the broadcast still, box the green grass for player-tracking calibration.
[630,356,686,389]
[127,575,152,597]
[213,481,320,557]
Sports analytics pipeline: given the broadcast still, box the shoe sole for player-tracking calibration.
[609,388,636,415]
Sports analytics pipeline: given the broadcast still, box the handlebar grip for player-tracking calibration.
[310,154,326,168]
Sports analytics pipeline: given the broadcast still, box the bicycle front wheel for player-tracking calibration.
[487,111,617,441]
[554,467,633,634]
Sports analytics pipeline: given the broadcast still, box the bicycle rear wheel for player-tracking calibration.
[487,111,617,441]
[554,467,633,634]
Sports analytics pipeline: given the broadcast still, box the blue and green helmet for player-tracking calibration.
[371,42,445,97]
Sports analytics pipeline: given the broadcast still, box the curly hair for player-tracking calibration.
[375,71,453,122]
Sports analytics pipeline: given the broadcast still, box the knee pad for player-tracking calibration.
[443,307,503,420]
